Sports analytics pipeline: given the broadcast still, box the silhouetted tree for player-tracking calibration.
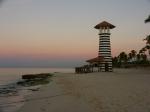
[141,47,147,54]
[131,50,136,55]
[141,54,148,62]
[145,45,150,55]
[112,56,119,67]
[139,49,144,54]
[136,54,141,62]
[145,15,150,23]
[131,50,137,62]
[144,35,150,45]
[128,52,132,61]
[118,52,128,67]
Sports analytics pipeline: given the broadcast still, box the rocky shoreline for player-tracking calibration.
[0,73,53,112]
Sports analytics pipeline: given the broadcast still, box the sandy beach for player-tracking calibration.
[18,68,150,112]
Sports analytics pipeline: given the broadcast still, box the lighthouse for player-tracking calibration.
[94,21,115,72]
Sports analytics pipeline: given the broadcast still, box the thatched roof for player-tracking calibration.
[86,56,104,63]
[94,21,115,29]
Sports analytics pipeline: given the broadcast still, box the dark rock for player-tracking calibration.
[22,73,53,80]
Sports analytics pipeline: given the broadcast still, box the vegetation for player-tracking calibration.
[113,34,150,68]
[113,14,150,68]
[112,49,150,68]
[145,15,150,23]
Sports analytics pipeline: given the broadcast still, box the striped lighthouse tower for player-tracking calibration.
[94,21,115,72]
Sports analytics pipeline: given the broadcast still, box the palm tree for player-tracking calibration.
[136,54,141,62]
[145,15,150,23]
[145,45,150,55]
[112,56,119,67]
[144,35,150,45]
[141,47,147,54]
[143,33,150,57]
[141,54,148,62]
[128,53,132,61]
[139,47,148,64]
[118,52,128,67]
[139,49,144,54]
[131,50,137,62]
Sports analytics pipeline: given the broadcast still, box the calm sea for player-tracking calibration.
[0,67,74,86]
[0,67,74,112]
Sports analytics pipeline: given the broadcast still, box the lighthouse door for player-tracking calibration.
[105,63,109,72]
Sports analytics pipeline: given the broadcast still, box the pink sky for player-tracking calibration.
[0,0,150,67]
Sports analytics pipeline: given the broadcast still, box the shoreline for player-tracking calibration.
[0,73,53,112]
[17,68,150,112]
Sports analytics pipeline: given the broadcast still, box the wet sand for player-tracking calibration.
[18,68,150,112]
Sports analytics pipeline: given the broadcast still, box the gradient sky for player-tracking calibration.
[0,0,150,67]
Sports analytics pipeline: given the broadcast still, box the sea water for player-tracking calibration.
[0,68,74,112]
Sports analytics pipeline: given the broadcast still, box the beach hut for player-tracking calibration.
[86,56,104,72]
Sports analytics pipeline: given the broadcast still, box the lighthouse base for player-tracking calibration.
[99,63,113,72]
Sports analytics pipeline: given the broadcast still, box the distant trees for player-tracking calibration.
[112,13,150,68]
[112,49,149,68]
[118,52,127,63]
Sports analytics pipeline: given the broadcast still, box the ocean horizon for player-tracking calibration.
[0,67,74,86]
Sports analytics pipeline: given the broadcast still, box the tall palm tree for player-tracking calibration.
[139,49,144,54]
[145,45,150,55]
[128,52,132,62]
[131,50,137,54]
[118,52,128,65]
[144,35,150,45]
[141,54,148,62]
[143,35,150,56]
[141,47,147,54]
[145,15,150,23]
[131,50,137,62]
[112,56,118,66]
[136,54,141,62]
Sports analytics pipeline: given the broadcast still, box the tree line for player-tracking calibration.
[112,15,150,68]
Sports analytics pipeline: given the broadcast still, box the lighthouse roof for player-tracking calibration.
[86,56,104,63]
[94,21,115,29]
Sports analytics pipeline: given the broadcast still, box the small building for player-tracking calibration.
[86,56,104,72]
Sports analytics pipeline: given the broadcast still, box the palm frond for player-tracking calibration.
[145,15,150,23]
